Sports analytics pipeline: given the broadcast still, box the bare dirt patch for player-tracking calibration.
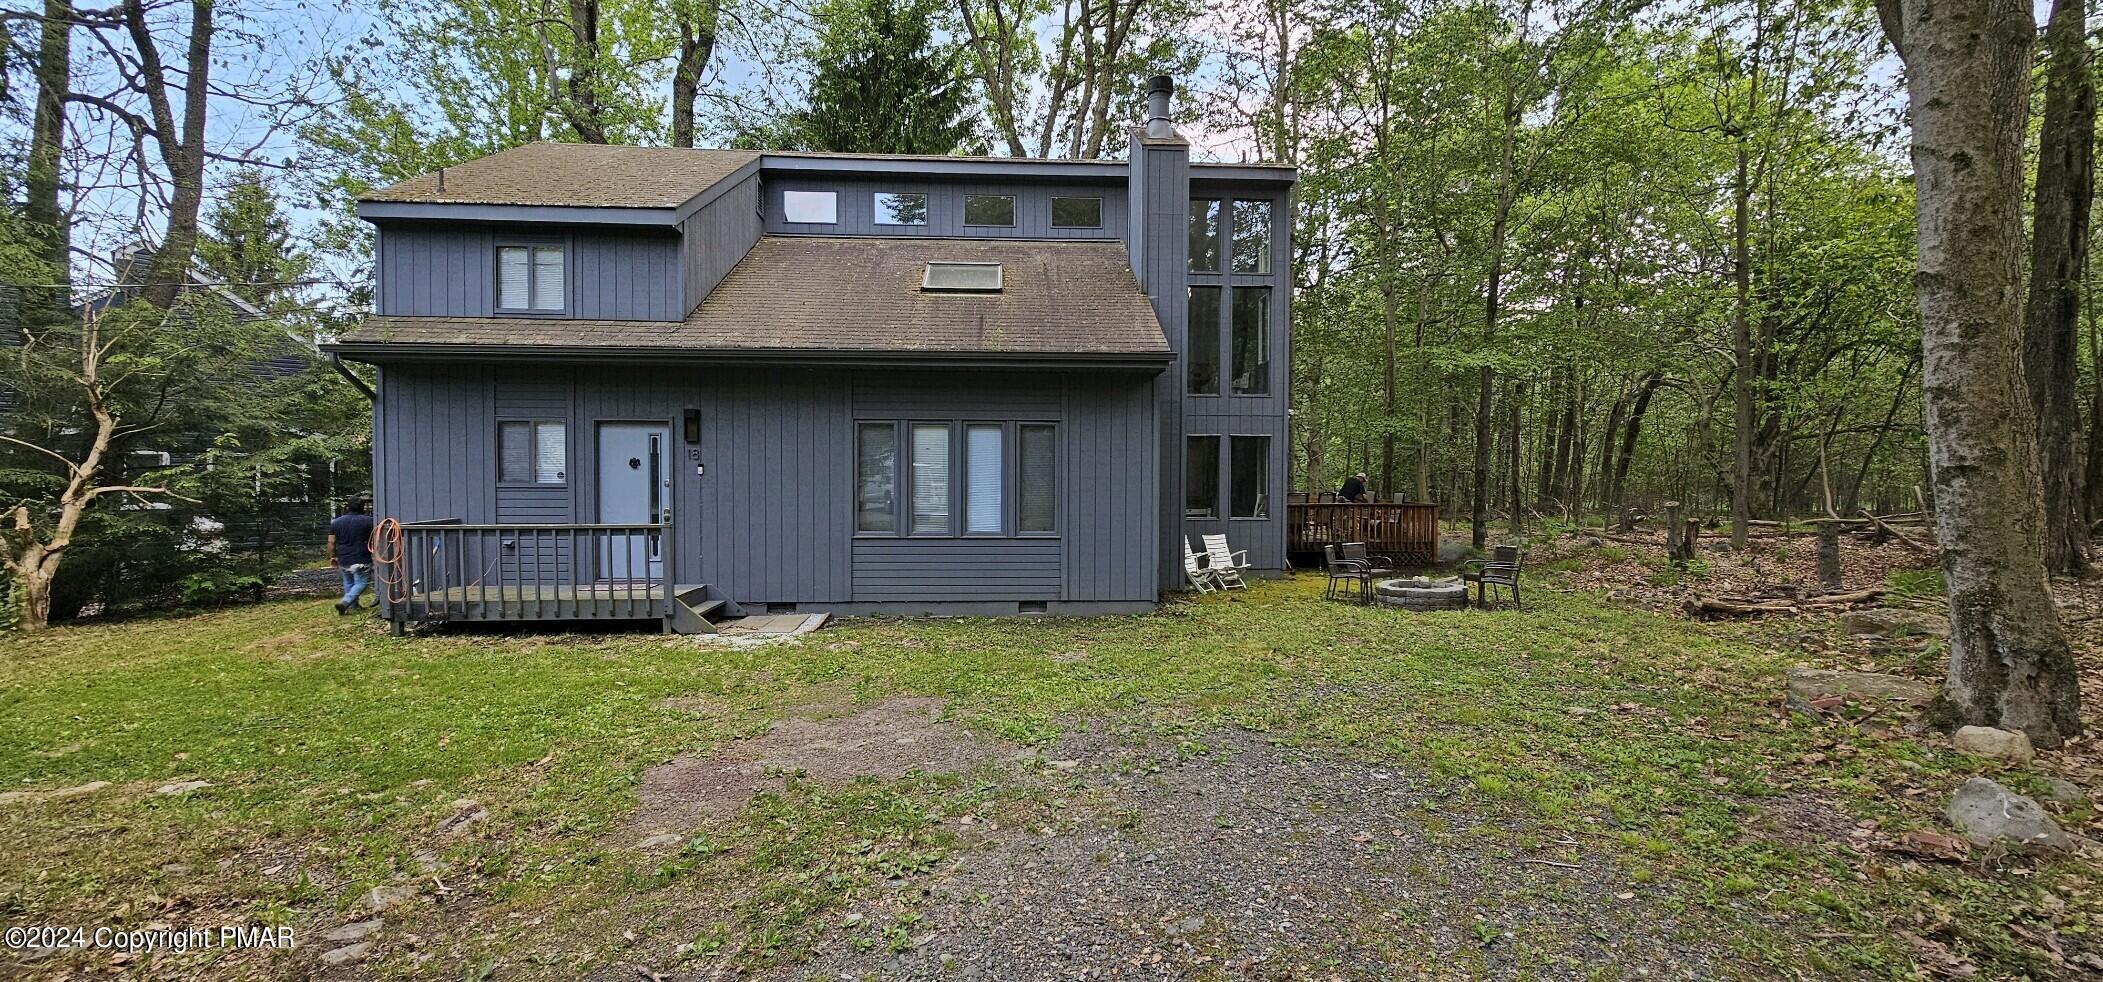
[629,697,1032,837]
[779,728,1735,980]
[1750,792,1862,848]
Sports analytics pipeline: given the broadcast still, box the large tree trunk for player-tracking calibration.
[668,0,721,149]
[126,0,213,310]
[25,0,71,319]
[2021,0,2096,576]
[1876,0,2083,747]
[1729,145,1754,549]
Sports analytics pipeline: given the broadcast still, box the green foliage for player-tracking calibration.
[760,0,983,154]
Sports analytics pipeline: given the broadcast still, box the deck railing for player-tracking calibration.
[384,519,674,632]
[1287,501,1441,566]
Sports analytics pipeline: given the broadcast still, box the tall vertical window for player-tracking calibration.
[1230,436,1270,518]
[1187,286,1221,395]
[496,245,565,312]
[1233,200,1273,273]
[1188,200,1221,272]
[1186,436,1220,519]
[1231,287,1271,394]
[856,423,898,532]
[911,423,952,534]
[965,424,1004,534]
[499,420,567,484]
[874,192,927,225]
[1018,424,1056,533]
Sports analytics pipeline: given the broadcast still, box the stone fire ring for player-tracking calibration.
[1374,577,1468,611]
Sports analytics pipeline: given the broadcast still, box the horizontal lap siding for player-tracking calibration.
[851,539,1060,600]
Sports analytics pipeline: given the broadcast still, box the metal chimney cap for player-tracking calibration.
[1147,75,1174,97]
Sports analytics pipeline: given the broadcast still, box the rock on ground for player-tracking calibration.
[156,780,212,795]
[1841,607,1950,638]
[322,918,382,943]
[318,942,373,966]
[1944,777,2074,852]
[1784,668,1934,715]
[1951,726,2035,765]
[363,884,419,913]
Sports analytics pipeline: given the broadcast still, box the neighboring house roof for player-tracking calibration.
[334,237,1171,367]
[363,144,762,210]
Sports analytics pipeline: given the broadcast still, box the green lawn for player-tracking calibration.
[0,572,2094,978]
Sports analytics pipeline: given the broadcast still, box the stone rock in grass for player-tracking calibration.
[1944,777,2074,852]
[435,799,486,836]
[318,942,373,966]
[1841,607,1950,638]
[0,791,36,806]
[322,919,382,943]
[1784,669,1934,715]
[2041,776,2086,806]
[48,781,111,799]
[363,884,418,912]
[156,780,212,796]
[634,832,683,850]
[1950,726,2035,765]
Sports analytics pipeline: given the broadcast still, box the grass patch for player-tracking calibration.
[0,578,2093,977]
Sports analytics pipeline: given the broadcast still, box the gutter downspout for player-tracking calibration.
[330,352,377,402]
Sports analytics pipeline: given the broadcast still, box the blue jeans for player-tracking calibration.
[339,564,372,609]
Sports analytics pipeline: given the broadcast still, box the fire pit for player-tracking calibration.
[1373,576,1468,611]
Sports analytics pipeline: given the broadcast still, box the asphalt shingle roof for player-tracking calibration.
[341,237,1169,359]
[362,144,760,209]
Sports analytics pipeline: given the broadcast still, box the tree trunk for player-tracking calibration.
[1612,371,1663,509]
[25,0,70,319]
[127,0,214,310]
[1876,0,2083,747]
[1816,521,1843,592]
[1730,144,1754,550]
[2021,0,2095,576]
[668,0,721,149]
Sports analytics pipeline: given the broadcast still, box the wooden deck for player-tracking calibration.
[1288,501,1441,566]
[395,582,700,622]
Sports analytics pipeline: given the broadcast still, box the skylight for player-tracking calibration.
[922,261,1003,293]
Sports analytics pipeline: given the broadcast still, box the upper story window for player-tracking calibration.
[1051,196,1102,228]
[875,192,928,225]
[964,194,1016,227]
[783,190,838,224]
[1189,199,1221,272]
[497,244,565,312]
[1233,200,1273,273]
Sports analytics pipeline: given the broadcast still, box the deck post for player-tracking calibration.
[660,518,676,635]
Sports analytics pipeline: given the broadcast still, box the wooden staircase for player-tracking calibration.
[668,585,734,634]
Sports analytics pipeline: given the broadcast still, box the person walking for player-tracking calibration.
[327,497,376,615]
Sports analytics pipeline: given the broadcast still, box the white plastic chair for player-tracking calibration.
[1201,533,1251,589]
[1183,538,1220,593]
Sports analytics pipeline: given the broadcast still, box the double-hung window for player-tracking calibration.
[498,420,567,484]
[857,421,1056,536]
[496,244,565,312]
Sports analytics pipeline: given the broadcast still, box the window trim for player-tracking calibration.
[873,191,928,226]
[1184,434,1222,520]
[497,417,569,487]
[854,418,1058,539]
[493,239,569,317]
[962,193,1018,228]
[1188,198,1222,273]
[782,189,839,225]
[1049,195,1104,229]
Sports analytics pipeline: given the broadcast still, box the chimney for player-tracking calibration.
[1145,75,1174,140]
[435,166,447,195]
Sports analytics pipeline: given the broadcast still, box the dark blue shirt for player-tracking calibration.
[331,513,375,566]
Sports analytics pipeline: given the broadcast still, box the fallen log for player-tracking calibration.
[1684,586,1886,618]
[1862,512,1935,554]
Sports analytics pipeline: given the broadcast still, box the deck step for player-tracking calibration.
[669,588,727,635]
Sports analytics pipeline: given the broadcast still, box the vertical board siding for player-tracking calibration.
[1062,375,1160,601]
[1128,137,1194,586]
[374,364,495,524]
[374,223,679,321]
[764,177,1128,240]
[682,173,763,314]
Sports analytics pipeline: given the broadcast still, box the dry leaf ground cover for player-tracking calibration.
[1,560,2098,979]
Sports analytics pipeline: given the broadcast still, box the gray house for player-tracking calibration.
[327,79,1295,632]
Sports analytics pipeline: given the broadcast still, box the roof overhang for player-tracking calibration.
[323,342,1170,374]
[760,153,1127,182]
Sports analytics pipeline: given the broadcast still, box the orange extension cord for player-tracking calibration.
[369,517,408,605]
